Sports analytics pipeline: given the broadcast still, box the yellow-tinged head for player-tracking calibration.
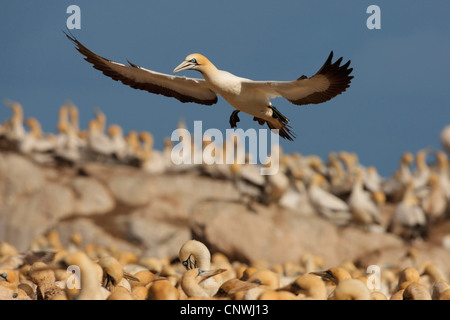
[401,152,414,165]
[372,190,386,205]
[139,131,154,150]
[25,117,43,137]
[173,53,216,74]
[4,100,24,123]
[57,121,68,133]
[247,269,280,290]
[88,119,100,132]
[107,124,123,137]
[179,240,211,270]
[311,173,327,187]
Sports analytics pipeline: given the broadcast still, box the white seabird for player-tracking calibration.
[65,32,353,141]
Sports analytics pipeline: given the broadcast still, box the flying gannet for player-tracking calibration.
[65,32,353,141]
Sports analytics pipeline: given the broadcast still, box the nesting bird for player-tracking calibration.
[65,32,353,141]
[107,124,128,161]
[179,240,212,271]
[332,279,370,300]
[440,125,450,154]
[53,251,109,300]
[348,168,382,227]
[387,180,427,240]
[12,118,56,166]
[281,273,327,300]
[139,131,166,174]
[181,268,226,298]
[179,240,226,297]
[308,173,352,226]
[3,100,26,142]
[0,235,449,300]
[87,119,115,160]
[421,172,447,223]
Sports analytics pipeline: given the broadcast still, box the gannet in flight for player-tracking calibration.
[65,32,353,141]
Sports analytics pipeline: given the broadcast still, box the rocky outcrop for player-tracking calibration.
[0,150,449,273]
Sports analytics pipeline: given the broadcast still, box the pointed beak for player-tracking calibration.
[173,60,195,73]
[198,268,227,283]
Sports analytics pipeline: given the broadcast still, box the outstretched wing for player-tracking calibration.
[241,51,353,105]
[65,32,218,105]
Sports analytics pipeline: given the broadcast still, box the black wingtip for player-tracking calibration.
[334,57,343,67]
[327,51,334,64]
[63,29,82,52]
[341,60,351,69]
[63,28,76,42]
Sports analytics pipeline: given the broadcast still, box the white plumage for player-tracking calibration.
[65,32,353,141]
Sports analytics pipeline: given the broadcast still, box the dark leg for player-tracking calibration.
[229,110,241,128]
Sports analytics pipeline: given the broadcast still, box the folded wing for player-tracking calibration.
[65,32,218,105]
[241,51,353,105]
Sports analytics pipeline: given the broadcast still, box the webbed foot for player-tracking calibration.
[229,110,241,128]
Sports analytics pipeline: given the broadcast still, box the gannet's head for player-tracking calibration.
[401,152,414,165]
[107,124,122,137]
[69,104,79,120]
[57,121,68,133]
[179,239,211,270]
[25,118,42,137]
[88,119,100,132]
[139,131,154,147]
[25,117,39,129]
[173,53,213,73]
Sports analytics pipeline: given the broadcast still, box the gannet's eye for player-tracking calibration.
[190,58,197,64]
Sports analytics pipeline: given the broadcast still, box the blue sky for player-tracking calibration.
[1,1,449,176]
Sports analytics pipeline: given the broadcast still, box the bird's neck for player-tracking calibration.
[77,259,104,300]
[199,63,219,80]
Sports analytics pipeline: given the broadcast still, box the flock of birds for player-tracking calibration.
[1,101,450,300]
[0,236,448,300]
[1,100,450,242]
